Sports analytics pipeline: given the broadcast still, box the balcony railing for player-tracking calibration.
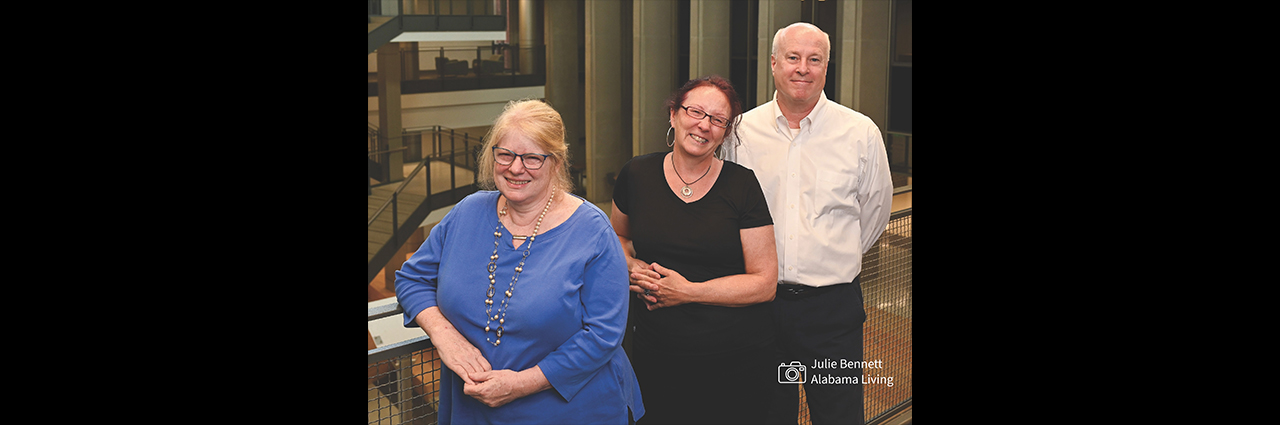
[368,208,912,425]
[369,0,499,17]
[369,45,547,96]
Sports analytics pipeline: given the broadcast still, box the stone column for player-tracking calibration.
[632,0,679,156]
[689,0,731,81]
[584,0,629,203]
[377,43,404,182]
[753,0,800,107]
[835,0,892,130]
[519,0,543,75]
[544,0,584,192]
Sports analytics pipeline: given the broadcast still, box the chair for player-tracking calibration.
[435,56,469,77]
[473,55,504,75]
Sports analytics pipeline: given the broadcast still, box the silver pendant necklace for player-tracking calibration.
[485,189,555,346]
[671,154,712,197]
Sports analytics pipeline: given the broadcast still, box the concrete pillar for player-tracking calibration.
[519,0,543,75]
[633,0,679,156]
[402,42,419,81]
[836,0,892,131]
[754,0,801,107]
[585,0,630,203]
[689,0,731,81]
[543,0,584,192]
[377,43,405,182]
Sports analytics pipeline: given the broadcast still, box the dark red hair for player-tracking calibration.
[664,75,744,157]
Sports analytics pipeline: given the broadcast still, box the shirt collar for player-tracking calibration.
[770,90,829,139]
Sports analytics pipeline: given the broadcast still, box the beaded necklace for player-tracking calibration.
[485,188,555,346]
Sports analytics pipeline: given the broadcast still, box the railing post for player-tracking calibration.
[425,153,432,209]
[391,196,399,248]
[471,134,479,185]
[450,130,458,203]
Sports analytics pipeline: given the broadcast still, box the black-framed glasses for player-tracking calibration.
[492,146,552,170]
[679,105,729,128]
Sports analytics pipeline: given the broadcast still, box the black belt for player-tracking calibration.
[776,282,844,300]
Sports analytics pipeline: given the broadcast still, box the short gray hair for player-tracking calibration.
[770,22,831,62]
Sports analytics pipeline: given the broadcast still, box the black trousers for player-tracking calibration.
[767,277,865,425]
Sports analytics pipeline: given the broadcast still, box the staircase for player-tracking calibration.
[368,125,485,284]
[368,184,426,266]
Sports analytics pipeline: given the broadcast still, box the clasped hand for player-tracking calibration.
[628,260,692,310]
[464,369,529,408]
[437,335,548,408]
[436,333,524,407]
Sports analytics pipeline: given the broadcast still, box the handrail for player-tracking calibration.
[367,301,435,364]
[368,334,434,365]
[368,156,430,228]
[368,146,410,157]
[367,125,483,228]
[368,301,404,322]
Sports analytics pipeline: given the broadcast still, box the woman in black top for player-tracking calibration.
[610,75,778,424]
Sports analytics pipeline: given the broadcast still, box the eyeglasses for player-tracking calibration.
[492,146,552,170]
[679,105,729,129]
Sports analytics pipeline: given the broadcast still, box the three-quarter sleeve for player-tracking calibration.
[535,223,630,402]
[394,200,456,328]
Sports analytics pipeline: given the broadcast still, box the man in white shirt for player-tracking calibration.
[727,22,893,425]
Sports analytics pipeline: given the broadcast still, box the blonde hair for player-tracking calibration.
[477,99,573,194]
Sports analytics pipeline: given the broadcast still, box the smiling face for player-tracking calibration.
[478,99,572,199]
[771,24,830,106]
[670,85,731,160]
[493,132,556,206]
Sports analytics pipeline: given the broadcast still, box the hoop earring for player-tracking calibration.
[666,127,675,148]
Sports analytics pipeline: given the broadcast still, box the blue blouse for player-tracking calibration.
[396,191,644,424]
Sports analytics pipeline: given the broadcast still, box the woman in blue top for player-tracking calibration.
[396,99,644,424]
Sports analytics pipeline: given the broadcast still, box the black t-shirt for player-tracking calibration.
[613,152,774,356]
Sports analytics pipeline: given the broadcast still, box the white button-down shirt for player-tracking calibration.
[727,92,893,287]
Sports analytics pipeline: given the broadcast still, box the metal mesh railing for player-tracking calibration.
[797,208,913,425]
[860,208,913,423]
[369,208,912,424]
[368,342,443,424]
